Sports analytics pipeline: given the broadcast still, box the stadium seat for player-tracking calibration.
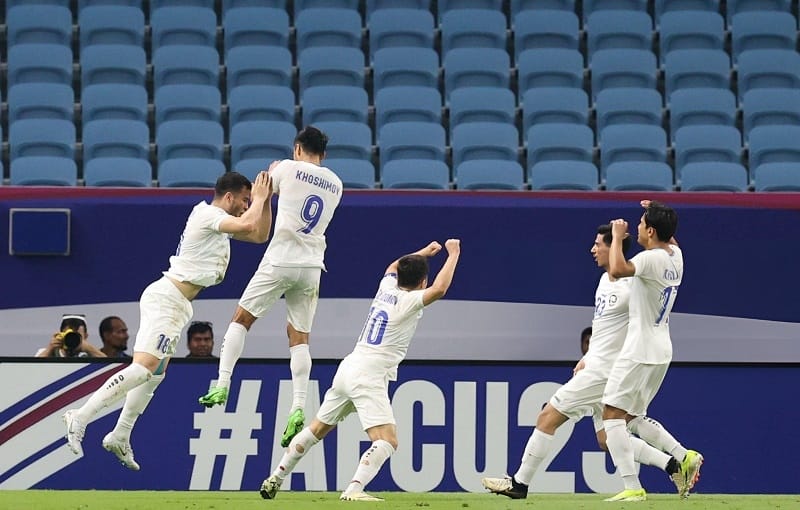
[312,121,373,161]
[456,160,525,190]
[732,13,798,62]
[301,85,369,125]
[522,87,589,136]
[600,124,667,179]
[8,0,70,9]
[79,0,143,9]
[150,0,215,13]
[449,87,516,127]
[294,0,359,18]
[84,158,153,187]
[590,49,657,100]
[451,122,519,168]
[79,6,145,50]
[83,119,151,186]
[369,9,434,60]
[748,125,800,173]
[674,125,742,179]
[155,85,221,125]
[153,45,220,89]
[222,0,287,11]
[583,0,647,22]
[517,49,584,91]
[296,8,362,52]
[80,45,147,86]
[323,158,376,189]
[226,46,293,88]
[228,85,296,125]
[726,0,791,24]
[443,48,510,100]
[366,0,431,19]
[151,7,217,49]
[230,120,297,179]
[530,161,599,190]
[585,10,653,59]
[9,119,75,161]
[7,5,72,46]
[441,9,507,55]
[654,0,717,24]
[526,123,594,167]
[595,87,662,137]
[680,162,749,191]
[513,10,579,59]
[82,84,148,123]
[754,163,800,191]
[158,159,226,187]
[381,160,450,190]
[605,162,674,191]
[438,0,503,20]
[373,48,439,91]
[511,0,576,19]
[374,86,442,132]
[663,49,730,99]
[156,120,223,161]
[742,88,800,140]
[379,122,446,169]
[737,49,800,101]
[223,7,290,53]
[659,11,724,60]
[8,44,72,86]
[298,47,365,94]
[10,157,78,186]
[8,84,74,124]
[669,88,736,139]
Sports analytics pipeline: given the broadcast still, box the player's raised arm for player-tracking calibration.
[221,170,274,243]
[422,239,461,306]
[608,220,636,278]
[384,241,442,276]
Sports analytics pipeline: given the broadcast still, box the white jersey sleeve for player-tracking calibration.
[163,201,232,288]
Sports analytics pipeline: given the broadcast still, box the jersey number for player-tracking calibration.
[359,306,389,345]
[298,194,324,234]
[655,286,678,326]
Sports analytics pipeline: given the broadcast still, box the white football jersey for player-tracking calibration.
[163,201,231,288]
[345,274,426,381]
[620,245,684,364]
[264,159,343,269]
[585,272,631,375]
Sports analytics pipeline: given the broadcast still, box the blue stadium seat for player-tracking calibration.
[155,85,221,125]
[513,10,579,59]
[583,0,647,22]
[82,84,148,123]
[156,120,223,161]
[8,0,70,11]
[381,160,450,189]
[79,0,143,10]
[443,48,510,100]
[298,47,365,94]
[526,123,594,168]
[228,85,296,126]
[438,0,503,20]
[366,0,430,19]
[10,157,78,186]
[731,12,797,63]
[85,158,153,187]
[742,88,800,140]
[748,125,800,173]
[737,49,800,101]
[296,8,362,52]
[374,86,442,132]
[530,161,599,190]
[230,120,296,179]
[522,87,589,136]
[674,125,742,180]
[586,10,652,59]
[451,122,519,168]
[726,0,791,24]
[659,11,724,60]
[153,45,220,89]
[323,158,376,189]
[669,88,736,139]
[517,49,584,91]
[8,84,73,124]
[7,5,72,46]
[441,9,507,55]
[223,7,289,53]
[369,9,434,59]
[222,0,286,11]
[302,85,368,125]
[754,163,800,191]
[449,87,515,127]
[9,119,76,186]
[80,45,146,86]
[373,48,439,91]
[664,49,730,99]
[79,6,145,50]
[226,46,292,88]
[654,0,717,24]
[379,122,446,168]
[680,162,749,191]
[151,7,216,49]
[605,162,674,191]
[83,119,151,186]
[313,121,373,161]
[595,87,662,137]
[511,0,576,19]
[294,0,359,17]
[456,160,525,190]
[590,49,657,100]
[150,0,215,12]
[158,160,226,187]
[8,44,72,86]
[600,124,667,179]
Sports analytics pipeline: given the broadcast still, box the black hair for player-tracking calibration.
[60,316,87,333]
[295,126,328,156]
[187,321,214,343]
[397,255,429,289]
[214,171,252,197]
[643,201,678,242]
[99,316,121,339]
[581,326,592,342]
[597,224,632,254]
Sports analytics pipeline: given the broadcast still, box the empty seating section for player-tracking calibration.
[2,2,799,191]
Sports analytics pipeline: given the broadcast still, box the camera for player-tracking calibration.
[61,328,82,354]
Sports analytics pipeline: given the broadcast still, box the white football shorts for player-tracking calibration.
[602,357,669,417]
[133,277,193,359]
[316,358,396,431]
[549,366,606,428]
[238,263,320,333]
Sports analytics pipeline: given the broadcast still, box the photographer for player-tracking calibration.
[35,314,107,358]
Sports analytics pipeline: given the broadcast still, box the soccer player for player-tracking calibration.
[259,239,461,502]
[63,171,273,470]
[199,126,343,449]
[601,200,702,502]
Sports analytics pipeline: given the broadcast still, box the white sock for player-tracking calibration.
[513,429,553,486]
[111,373,165,441]
[217,322,248,389]
[289,344,311,412]
[628,415,687,461]
[75,363,151,424]
[604,419,641,490]
[272,427,320,481]
[344,439,395,495]
[631,436,671,470]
